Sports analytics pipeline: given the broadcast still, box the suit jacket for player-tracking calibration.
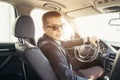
[37,34,88,80]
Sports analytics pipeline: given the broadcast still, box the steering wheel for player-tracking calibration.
[74,41,100,62]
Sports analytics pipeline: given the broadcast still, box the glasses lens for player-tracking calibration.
[52,26,59,30]
[46,24,64,31]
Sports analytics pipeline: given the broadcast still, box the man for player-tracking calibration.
[37,11,105,80]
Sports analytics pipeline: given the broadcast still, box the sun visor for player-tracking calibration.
[66,7,99,18]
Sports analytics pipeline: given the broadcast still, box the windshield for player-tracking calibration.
[73,13,120,43]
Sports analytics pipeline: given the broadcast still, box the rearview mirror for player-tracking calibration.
[109,18,120,26]
[109,13,120,26]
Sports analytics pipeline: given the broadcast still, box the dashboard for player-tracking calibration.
[99,39,120,78]
[99,40,117,61]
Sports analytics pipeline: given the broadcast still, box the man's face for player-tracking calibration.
[44,17,64,40]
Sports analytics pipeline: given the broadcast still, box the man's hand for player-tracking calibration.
[89,36,99,46]
[83,36,99,46]
[89,36,98,46]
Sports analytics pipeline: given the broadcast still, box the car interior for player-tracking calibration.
[0,0,120,80]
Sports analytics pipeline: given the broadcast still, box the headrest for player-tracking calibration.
[14,15,35,39]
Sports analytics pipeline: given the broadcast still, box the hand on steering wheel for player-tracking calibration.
[74,41,100,62]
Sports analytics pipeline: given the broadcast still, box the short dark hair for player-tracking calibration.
[42,11,62,27]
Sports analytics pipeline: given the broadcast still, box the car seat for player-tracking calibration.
[14,15,59,80]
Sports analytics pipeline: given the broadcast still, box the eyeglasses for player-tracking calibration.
[46,24,64,31]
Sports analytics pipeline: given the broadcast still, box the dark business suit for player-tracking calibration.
[37,34,88,80]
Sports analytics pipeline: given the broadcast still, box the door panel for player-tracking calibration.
[0,43,24,80]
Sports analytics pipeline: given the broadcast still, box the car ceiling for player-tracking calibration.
[1,0,120,18]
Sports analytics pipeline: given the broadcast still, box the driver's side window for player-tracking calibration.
[0,2,16,42]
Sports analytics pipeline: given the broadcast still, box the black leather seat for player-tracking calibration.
[14,15,59,80]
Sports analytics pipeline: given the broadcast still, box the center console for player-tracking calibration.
[100,52,116,77]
